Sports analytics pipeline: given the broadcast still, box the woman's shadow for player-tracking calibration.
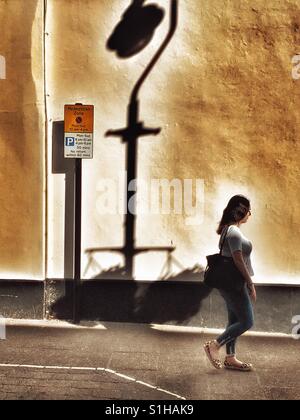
[50,262,211,324]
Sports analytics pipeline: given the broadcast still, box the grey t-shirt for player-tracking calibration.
[219,225,254,277]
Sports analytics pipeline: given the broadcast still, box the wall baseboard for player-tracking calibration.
[0,279,299,335]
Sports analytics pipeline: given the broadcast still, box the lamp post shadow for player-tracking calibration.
[103,0,179,280]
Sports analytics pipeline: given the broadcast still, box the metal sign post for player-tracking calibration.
[73,157,82,324]
[64,104,94,324]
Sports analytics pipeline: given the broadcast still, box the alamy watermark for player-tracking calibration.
[0,316,6,340]
[0,55,6,80]
[292,316,300,340]
[96,172,205,226]
[292,55,300,80]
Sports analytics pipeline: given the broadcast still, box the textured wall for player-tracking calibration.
[0,0,45,279]
[45,0,299,284]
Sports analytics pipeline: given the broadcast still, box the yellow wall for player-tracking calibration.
[0,0,45,279]
[1,0,300,283]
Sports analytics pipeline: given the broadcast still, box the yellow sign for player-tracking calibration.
[64,104,94,133]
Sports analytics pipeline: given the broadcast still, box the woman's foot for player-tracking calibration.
[224,356,253,372]
[204,340,222,370]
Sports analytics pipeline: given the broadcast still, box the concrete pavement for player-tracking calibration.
[0,321,299,400]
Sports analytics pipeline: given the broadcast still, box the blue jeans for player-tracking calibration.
[216,284,254,356]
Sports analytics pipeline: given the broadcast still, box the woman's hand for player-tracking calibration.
[248,283,257,303]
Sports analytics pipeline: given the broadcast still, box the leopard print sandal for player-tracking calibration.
[224,360,253,372]
[204,341,223,370]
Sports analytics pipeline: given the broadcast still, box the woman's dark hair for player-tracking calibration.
[217,195,251,235]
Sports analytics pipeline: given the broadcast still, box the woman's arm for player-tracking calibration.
[232,250,257,302]
[232,251,252,285]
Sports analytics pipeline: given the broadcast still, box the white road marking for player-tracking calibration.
[136,381,157,390]
[0,363,187,400]
[43,366,72,370]
[20,365,45,369]
[113,372,136,382]
[157,388,186,400]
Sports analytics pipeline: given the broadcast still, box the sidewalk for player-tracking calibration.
[0,320,299,400]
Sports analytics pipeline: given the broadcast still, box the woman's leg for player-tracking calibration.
[216,285,254,350]
[225,307,238,357]
[204,285,254,370]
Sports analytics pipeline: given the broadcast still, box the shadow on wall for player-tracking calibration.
[107,0,165,59]
[49,266,212,325]
[47,0,214,324]
[89,0,179,281]
[52,121,76,280]
[49,122,213,324]
[132,266,211,324]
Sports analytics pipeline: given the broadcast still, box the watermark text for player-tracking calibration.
[0,316,6,340]
[96,172,205,226]
[292,315,300,340]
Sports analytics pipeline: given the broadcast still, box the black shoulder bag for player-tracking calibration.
[204,226,246,292]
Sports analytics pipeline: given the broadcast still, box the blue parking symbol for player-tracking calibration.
[66,137,75,147]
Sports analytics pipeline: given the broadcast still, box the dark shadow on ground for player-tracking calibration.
[133,266,211,324]
[48,265,212,325]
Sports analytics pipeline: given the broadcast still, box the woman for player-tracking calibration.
[204,195,257,372]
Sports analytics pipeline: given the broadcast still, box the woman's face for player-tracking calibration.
[241,208,252,224]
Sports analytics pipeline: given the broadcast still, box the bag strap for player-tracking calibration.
[219,225,230,255]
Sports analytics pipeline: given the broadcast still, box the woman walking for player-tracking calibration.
[204,195,256,372]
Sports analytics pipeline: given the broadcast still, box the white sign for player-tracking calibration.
[64,132,93,159]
